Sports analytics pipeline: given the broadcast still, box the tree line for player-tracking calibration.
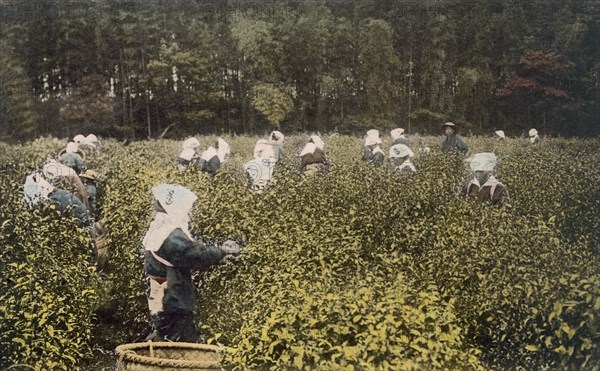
[0,0,598,141]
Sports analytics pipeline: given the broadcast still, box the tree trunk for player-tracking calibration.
[119,48,127,127]
[142,53,151,138]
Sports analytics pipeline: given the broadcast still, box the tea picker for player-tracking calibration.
[362,129,384,166]
[142,184,243,342]
[299,135,328,176]
[441,122,469,155]
[461,152,510,206]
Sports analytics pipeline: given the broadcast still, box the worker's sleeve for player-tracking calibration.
[205,156,221,175]
[49,189,90,226]
[161,229,226,270]
[492,184,510,206]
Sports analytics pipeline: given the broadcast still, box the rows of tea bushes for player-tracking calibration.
[0,138,102,369]
[1,135,599,369]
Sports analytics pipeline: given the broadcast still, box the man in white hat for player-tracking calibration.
[528,128,540,144]
[389,143,416,174]
[299,135,328,176]
[362,130,384,166]
[142,184,242,342]
[461,152,510,206]
[441,122,468,155]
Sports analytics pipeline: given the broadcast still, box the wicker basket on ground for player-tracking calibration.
[115,342,223,370]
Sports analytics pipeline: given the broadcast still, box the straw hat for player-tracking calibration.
[80,170,99,181]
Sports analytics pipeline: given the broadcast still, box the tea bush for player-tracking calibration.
[1,135,599,369]
[0,158,101,369]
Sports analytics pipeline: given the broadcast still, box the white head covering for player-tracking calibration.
[216,138,230,163]
[43,159,77,180]
[366,129,379,138]
[143,184,197,253]
[467,152,498,172]
[200,146,218,161]
[390,128,405,140]
[65,142,79,153]
[270,131,284,144]
[73,134,85,144]
[299,142,317,157]
[84,134,99,148]
[254,139,275,159]
[364,136,380,147]
[244,157,274,188]
[23,173,55,208]
[179,148,196,162]
[152,184,197,217]
[309,135,325,151]
[389,144,414,158]
[182,137,200,149]
[364,129,382,147]
[528,128,538,137]
[495,130,506,139]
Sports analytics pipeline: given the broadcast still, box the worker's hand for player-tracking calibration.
[218,254,238,265]
[219,239,242,255]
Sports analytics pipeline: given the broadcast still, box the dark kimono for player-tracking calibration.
[144,228,226,342]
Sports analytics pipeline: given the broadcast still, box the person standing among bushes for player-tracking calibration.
[270,130,285,162]
[390,128,410,146]
[198,143,221,176]
[299,135,328,176]
[24,172,90,226]
[59,142,85,174]
[441,122,468,155]
[43,159,90,210]
[178,137,200,170]
[461,152,510,206]
[197,138,230,175]
[244,139,278,191]
[389,143,416,174]
[529,128,540,144]
[362,129,384,166]
[142,184,242,342]
[80,169,100,220]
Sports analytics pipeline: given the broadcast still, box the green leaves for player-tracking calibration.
[2,135,600,369]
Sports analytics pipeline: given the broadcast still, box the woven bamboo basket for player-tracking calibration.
[115,342,223,370]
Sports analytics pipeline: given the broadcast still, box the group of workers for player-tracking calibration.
[23,134,105,262]
[22,122,540,344]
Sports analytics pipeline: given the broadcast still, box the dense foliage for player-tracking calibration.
[0,139,102,369]
[0,0,599,140]
[1,135,599,369]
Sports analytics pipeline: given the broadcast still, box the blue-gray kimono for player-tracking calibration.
[144,228,226,342]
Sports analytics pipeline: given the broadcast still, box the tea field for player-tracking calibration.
[1,135,599,369]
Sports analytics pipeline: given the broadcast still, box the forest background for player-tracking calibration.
[0,0,599,141]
